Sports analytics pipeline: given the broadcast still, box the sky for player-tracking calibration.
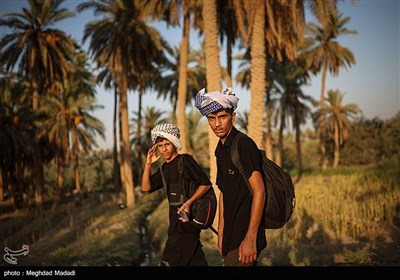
[1,0,399,150]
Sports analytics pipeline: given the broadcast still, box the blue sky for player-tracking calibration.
[1,0,399,150]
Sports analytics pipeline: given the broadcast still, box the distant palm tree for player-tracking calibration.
[271,57,313,177]
[41,92,72,207]
[141,0,189,152]
[185,108,209,167]
[303,12,357,169]
[67,50,105,194]
[235,111,249,134]
[69,96,105,194]
[319,89,361,168]
[78,0,168,208]
[97,68,121,191]
[154,46,205,110]
[216,0,241,88]
[0,0,75,110]
[0,0,76,211]
[0,75,35,209]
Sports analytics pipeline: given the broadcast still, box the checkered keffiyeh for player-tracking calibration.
[195,88,239,116]
[151,123,182,150]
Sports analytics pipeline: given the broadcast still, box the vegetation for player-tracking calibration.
[0,0,399,267]
[1,165,398,266]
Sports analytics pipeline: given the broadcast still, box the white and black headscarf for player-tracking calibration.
[195,87,239,116]
[151,123,182,150]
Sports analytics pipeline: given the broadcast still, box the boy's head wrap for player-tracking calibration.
[194,88,239,116]
[151,123,182,150]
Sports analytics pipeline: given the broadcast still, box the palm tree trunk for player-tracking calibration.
[225,2,233,88]
[8,171,18,209]
[265,93,273,160]
[203,0,221,231]
[73,132,81,194]
[33,152,44,213]
[71,125,81,194]
[113,88,121,190]
[248,1,266,148]
[136,88,143,186]
[0,166,4,201]
[294,109,303,182]
[118,101,126,194]
[74,159,80,193]
[333,121,339,168]
[276,111,285,167]
[31,77,44,212]
[177,9,190,154]
[319,59,328,169]
[119,76,135,209]
[52,156,65,209]
[32,79,39,112]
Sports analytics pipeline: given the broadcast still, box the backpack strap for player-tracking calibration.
[159,165,169,203]
[178,154,186,199]
[231,132,253,196]
[160,165,167,189]
[160,154,186,202]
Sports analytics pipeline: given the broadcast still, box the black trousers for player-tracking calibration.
[160,233,208,266]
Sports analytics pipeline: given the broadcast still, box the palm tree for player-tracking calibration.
[0,0,75,110]
[233,0,305,147]
[0,75,35,209]
[185,108,209,168]
[216,0,241,88]
[271,57,313,179]
[203,0,222,176]
[155,46,205,110]
[78,0,169,208]
[67,50,105,194]
[247,0,267,148]
[0,0,76,211]
[320,89,361,168]
[176,0,191,153]
[303,12,357,169]
[233,0,337,151]
[235,47,277,160]
[202,0,222,231]
[41,92,72,208]
[235,111,249,133]
[97,68,121,191]
[70,95,105,194]
[145,0,203,153]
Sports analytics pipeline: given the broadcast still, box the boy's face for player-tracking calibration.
[206,110,235,141]
[156,138,177,162]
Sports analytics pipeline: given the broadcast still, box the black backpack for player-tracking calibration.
[160,154,217,233]
[231,132,296,229]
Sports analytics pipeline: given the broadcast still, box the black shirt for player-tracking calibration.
[215,126,267,256]
[149,154,212,236]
